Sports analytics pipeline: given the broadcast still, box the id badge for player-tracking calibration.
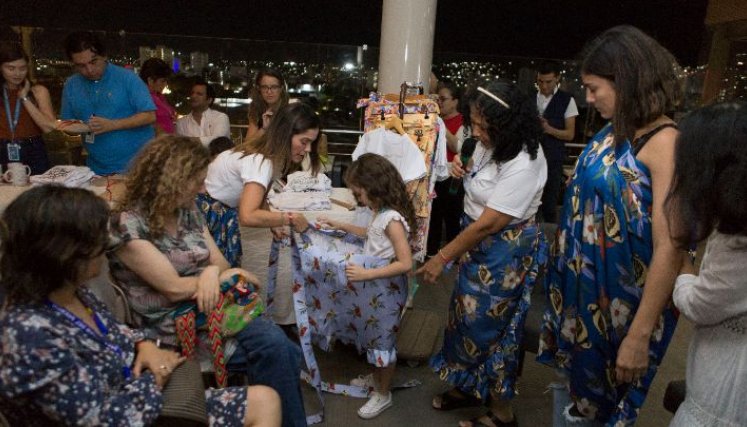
[84,132,95,144]
[7,142,20,162]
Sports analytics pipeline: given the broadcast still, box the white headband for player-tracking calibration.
[477,86,510,109]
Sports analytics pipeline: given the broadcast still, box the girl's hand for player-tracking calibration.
[345,262,370,282]
[288,213,310,233]
[415,256,445,285]
[133,341,186,388]
[194,265,220,313]
[615,334,650,384]
[316,215,338,230]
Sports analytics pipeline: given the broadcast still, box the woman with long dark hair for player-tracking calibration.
[0,43,73,174]
[666,102,747,427]
[537,25,684,425]
[245,69,289,140]
[0,185,281,426]
[418,79,548,427]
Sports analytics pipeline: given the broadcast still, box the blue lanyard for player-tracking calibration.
[45,299,133,380]
[2,86,22,140]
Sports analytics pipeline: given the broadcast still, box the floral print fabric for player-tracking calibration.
[536,124,678,425]
[430,215,547,403]
[196,192,243,268]
[0,287,246,426]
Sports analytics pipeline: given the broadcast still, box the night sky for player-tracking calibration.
[5,0,709,65]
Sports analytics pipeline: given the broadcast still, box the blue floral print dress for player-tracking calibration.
[537,124,679,425]
[0,287,247,426]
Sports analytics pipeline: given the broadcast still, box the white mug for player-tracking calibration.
[3,162,31,186]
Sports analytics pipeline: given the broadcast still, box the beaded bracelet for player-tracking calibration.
[437,249,451,265]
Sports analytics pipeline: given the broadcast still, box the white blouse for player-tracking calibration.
[205,151,274,208]
[363,209,410,259]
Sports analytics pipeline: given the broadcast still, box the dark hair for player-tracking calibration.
[437,79,461,103]
[0,42,32,88]
[537,60,561,76]
[139,57,172,83]
[665,102,747,248]
[193,78,216,106]
[236,102,321,177]
[64,31,107,59]
[0,186,110,305]
[470,79,542,163]
[581,25,681,144]
[248,69,289,129]
[209,136,235,157]
[345,153,416,232]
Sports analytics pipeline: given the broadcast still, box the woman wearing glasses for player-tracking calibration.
[246,69,289,140]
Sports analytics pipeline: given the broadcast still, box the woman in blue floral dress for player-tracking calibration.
[537,26,685,426]
[0,185,281,427]
[418,80,548,427]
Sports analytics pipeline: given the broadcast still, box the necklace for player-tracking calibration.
[470,148,492,178]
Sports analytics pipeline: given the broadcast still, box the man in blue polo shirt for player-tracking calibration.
[61,32,156,175]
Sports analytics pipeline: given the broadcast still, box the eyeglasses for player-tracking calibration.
[259,85,282,92]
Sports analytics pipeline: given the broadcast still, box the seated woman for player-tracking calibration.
[0,185,280,427]
[108,135,307,427]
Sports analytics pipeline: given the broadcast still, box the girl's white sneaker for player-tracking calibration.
[357,391,392,419]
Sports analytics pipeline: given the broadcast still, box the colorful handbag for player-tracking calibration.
[173,273,265,387]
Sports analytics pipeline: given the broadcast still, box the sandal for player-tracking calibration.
[460,410,517,427]
[432,389,481,411]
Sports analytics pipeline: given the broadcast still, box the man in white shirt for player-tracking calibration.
[535,61,578,223]
[175,79,230,146]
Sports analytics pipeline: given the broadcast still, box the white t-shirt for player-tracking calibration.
[463,143,547,223]
[205,150,274,208]
[352,127,426,183]
[175,108,231,147]
[363,209,410,259]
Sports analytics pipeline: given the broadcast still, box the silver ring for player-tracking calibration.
[160,365,168,371]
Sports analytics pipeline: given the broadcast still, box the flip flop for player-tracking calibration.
[432,389,481,411]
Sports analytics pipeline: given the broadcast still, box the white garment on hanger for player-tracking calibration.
[431,116,450,186]
[352,127,426,183]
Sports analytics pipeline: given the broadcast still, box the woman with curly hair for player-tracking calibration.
[537,25,684,426]
[417,79,548,427]
[0,185,281,427]
[245,69,289,140]
[666,102,747,427]
[315,153,415,419]
[108,135,307,427]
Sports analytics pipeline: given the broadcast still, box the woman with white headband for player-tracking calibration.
[418,80,548,427]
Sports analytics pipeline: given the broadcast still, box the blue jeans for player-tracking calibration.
[227,317,306,427]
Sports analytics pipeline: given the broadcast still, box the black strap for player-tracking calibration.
[632,123,677,155]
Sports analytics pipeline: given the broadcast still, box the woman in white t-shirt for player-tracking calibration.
[197,103,323,268]
[417,80,548,427]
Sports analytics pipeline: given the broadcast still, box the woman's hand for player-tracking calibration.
[415,256,445,285]
[262,110,274,126]
[194,265,221,313]
[270,226,289,240]
[615,333,650,384]
[345,262,370,282]
[19,80,31,98]
[133,341,186,388]
[451,155,467,179]
[288,213,310,233]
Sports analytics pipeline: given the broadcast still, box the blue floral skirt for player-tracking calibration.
[196,192,242,267]
[430,215,547,402]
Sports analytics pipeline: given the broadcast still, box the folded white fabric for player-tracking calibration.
[285,171,332,193]
[30,165,95,188]
[268,191,331,211]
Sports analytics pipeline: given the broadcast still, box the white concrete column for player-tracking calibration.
[377,0,438,94]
